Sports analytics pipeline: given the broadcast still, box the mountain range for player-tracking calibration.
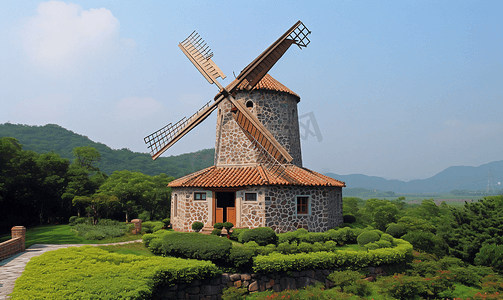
[325,160,503,193]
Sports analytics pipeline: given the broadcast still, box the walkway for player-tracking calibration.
[0,240,142,300]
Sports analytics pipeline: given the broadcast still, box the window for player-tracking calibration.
[246,100,254,109]
[173,194,178,217]
[245,193,257,201]
[194,192,206,201]
[296,196,310,215]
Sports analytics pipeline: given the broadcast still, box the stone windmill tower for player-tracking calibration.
[144,21,345,233]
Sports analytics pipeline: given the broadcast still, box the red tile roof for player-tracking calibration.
[235,74,300,100]
[169,165,345,188]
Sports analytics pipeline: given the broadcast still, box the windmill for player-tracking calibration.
[144,21,311,175]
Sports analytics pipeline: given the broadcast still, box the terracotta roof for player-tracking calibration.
[169,165,345,188]
[234,74,300,100]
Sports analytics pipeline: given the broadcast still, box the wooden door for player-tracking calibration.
[227,207,236,226]
[216,208,224,223]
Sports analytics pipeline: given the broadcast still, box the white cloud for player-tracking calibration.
[19,1,134,71]
[113,97,164,121]
[12,94,71,124]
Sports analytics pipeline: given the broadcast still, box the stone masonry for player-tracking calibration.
[214,89,302,167]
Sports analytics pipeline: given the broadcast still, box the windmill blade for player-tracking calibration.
[227,95,293,163]
[179,31,226,85]
[227,20,311,93]
[144,98,222,160]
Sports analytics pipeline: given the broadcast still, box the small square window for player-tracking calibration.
[297,196,309,215]
[194,192,206,201]
[245,193,257,201]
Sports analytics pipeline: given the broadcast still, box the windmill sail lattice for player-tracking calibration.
[144,21,311,162]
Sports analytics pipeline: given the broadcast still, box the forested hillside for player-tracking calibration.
[0,123,214,178]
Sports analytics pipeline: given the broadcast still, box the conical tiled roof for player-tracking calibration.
[235,74,300,100]
[168,165,345,188]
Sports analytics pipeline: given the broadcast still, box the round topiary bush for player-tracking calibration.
[386,223,406,238]
[213,223,224,229]
[192,221,204,232]
[240,227,278,246]
[223,222,234,230]
[357,231,380,247]
[343,214,357,223]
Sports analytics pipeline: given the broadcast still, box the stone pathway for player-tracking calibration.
[0,240,142,300]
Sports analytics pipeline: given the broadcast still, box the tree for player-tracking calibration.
[72,194,119,224]
[72,146,101,172]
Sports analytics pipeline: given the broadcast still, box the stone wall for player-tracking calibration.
[171,185,343,234]
[264,186,343,233]
[171,188,212,232]
[0,226,25,261]
[214,90,303,167]
[155,267,386,299]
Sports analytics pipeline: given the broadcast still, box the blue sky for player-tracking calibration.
[0,0,501,181]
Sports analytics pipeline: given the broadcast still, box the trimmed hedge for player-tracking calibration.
[10,246,220,300]
[240,227,278,246]
[142,221,164,233]
[357,231,380,247]
[148,232,232,263]
[253,239,413,273]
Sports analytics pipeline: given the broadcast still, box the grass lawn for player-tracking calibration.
[98,242,153,257]
[0,224,143,248]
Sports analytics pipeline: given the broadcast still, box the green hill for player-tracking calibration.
[0,123,214,178]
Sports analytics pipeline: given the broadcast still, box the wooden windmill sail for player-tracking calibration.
[144,21,311,173]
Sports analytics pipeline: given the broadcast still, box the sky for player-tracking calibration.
[0,0,501,181]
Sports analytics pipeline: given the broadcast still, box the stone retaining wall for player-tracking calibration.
[0,226,26,261]
[156,267,386,300]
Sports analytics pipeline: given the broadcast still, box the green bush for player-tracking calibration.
[328,270,371,296]
[69,216,78,225]
[142,229,172,248]
[191,221,204,232]
[357,231,380,247]
[229,228,248,241]
[364,242,380,250]
[377,274,425,300]
[240,227,278,246]
[162,218,170,228]
[222,286,248,300]
[211,228,222,236]
[149,232,232,263]
[402,230,448,257]
[142,221,164,233]
[213,223,224,229]
[222,222,234,229]
[343,215,357,223]
[229,246,256,271]
[253,239,413,273]
[386,223,406,238]
[9,246,220,300]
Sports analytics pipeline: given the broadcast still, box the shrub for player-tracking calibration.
[142,230,172,248]
[229,228,248,241]
[343,214,357,223]
[213,223,224,229]
[69,216,78,225]
[402,230,448,257]
[357,231,380,247]
[386,223,406,238]
[191,221,204,232]
[364,242,380,250]
[377,274,425,300]
[73,222,130,240]
[142,221,164,233]
[240,227,277,246]
[229,246,256,271]
[138,211,151,222]
[222,286,248,300]
[380,233,394,243]
[328,270,370,296]
[162,218,170,228]
[9,246,220,300]
[222,222,234,230]
[211,229,222,236]
[253,239,413,273]
[150,232,232,263]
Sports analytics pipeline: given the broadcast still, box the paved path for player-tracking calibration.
[0,240,142,300]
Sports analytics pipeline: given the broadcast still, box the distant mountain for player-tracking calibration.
[326,160,503,193]
[0,123,214,178]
